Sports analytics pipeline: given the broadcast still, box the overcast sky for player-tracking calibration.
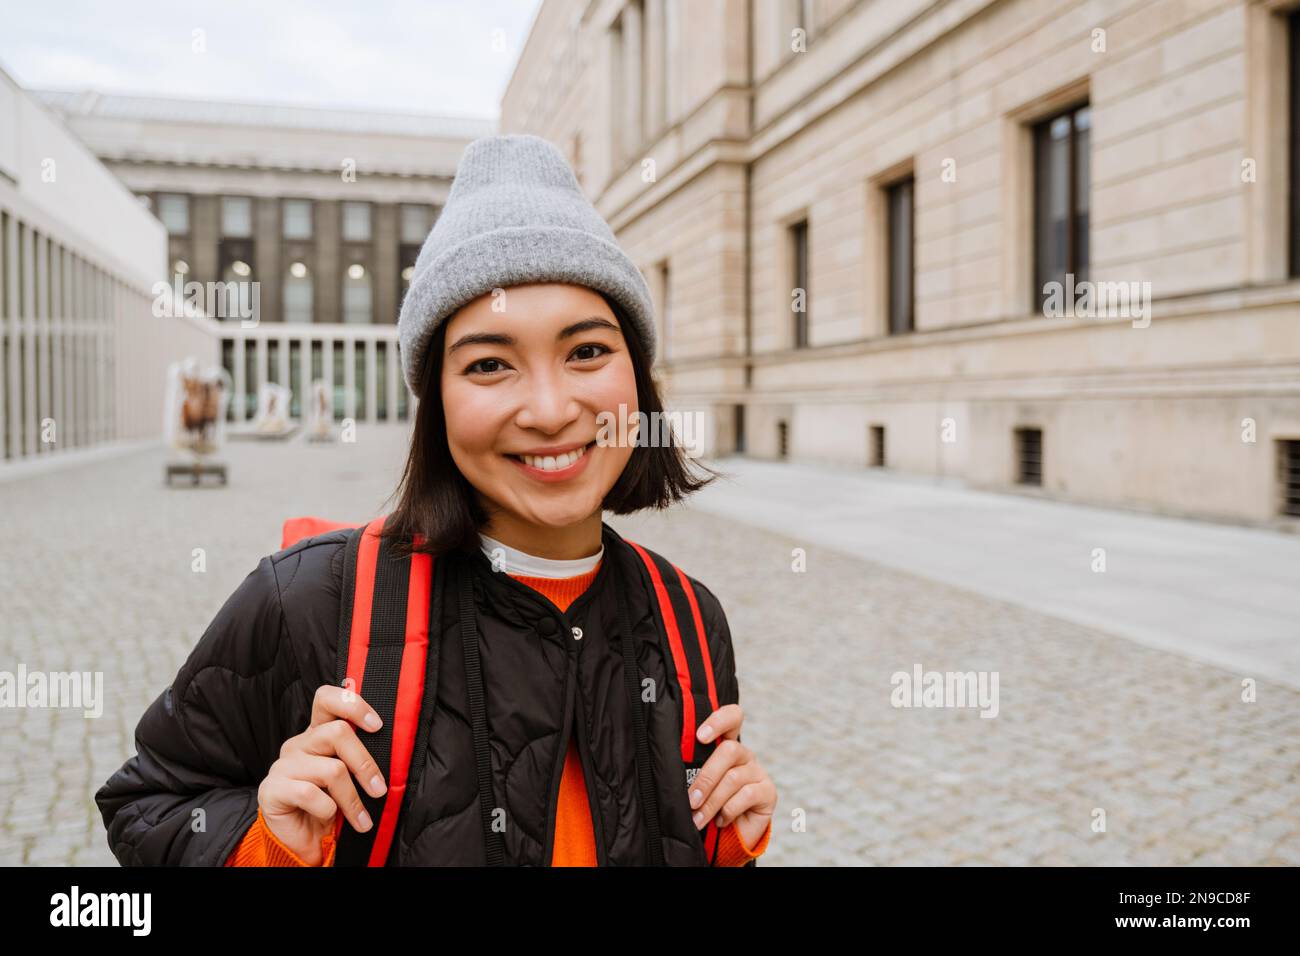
[0,0,543,118]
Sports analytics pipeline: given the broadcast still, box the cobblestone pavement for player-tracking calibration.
[3,427,1298,866]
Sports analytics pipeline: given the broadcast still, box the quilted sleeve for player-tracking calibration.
[693,579,739,714]
[94,553,310,865]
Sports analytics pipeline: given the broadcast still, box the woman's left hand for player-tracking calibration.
[689,704,776,851]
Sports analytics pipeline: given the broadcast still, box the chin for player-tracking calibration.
[518,499,602,530]
[501,480,605,528]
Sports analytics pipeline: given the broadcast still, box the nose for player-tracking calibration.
[513,366,581,435]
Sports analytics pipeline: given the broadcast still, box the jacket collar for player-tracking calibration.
[459,520,637,620]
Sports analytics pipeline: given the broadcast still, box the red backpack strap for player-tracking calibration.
[625,540,724,863]
[281,515,359,550]
[332,515,438,866]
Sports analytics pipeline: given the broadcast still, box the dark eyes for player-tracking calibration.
[466,357,506,375]
[463,342,612,377]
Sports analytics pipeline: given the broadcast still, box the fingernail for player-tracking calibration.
[698,723,712,741]
[370,775,386,795]
[692,811,704,829]
[364,712,382,730]
[689,789,702,808]
[358,811,373,831]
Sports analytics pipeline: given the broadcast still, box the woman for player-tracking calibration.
[96,134,776,866]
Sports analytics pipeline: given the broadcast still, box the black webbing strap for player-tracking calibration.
[335,522,410,866]
[457,558,505,866]
[333,525,362,689]
[625,540,722,863]
[614,555,666,866]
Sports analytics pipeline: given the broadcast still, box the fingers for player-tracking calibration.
[695,703,743,745]
[310,683,383,734]
[694,760,764,829]
[274,751,375,833]
[717,776,777,829]
[298,718,387,799]
[259,773,339,827]
[686,738,753,826]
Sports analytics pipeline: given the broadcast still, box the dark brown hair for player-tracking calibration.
[380,294,719,558]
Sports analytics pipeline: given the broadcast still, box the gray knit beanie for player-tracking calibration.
[397,133,657,397]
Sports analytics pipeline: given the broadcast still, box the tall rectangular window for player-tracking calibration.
[400,204,433,244]
[221,196,252,238]
[283,199,313,240]
[790,219,809,348]
[610,13,626,167]
[1033,103,1090,309]
[283,265,313,324]
[636,0,669,142]
[344,266,372,324]
[886,176,915,334]
[342,202,372,242]
[158,194,190,236]
[634,0,648,143]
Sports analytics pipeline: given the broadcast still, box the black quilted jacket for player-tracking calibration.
[95,520,744,865]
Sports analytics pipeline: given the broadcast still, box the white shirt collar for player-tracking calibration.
[479,532,604,578]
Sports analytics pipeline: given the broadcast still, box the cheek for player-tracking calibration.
[590,356,639,418]
[442,379,507,461]
[590,359,639,471]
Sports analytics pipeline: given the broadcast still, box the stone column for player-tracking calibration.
[373,202,399,325]
[191,194,220,288]
[254,197,281,323]
[315,200,341,324]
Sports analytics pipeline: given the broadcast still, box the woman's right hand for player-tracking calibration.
[256,684,388,865]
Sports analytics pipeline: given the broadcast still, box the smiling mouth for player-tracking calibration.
[506,440,596,472]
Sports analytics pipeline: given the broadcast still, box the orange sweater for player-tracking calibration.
[226,561,771,867]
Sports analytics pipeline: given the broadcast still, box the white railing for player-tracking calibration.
[0,196,415,470]
[1,68,412,469]
[218,321,412,425]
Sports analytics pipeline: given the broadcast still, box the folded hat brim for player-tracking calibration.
[398,224,657,397]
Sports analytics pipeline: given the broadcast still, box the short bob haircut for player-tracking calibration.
[380,292,719,558]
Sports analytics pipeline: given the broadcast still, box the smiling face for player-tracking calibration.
[439,283,639,555]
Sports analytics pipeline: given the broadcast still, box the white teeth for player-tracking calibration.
[521,444,587,471]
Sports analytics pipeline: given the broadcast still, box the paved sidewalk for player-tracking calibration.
[688,457,1300,689]
[2,432,1298,866]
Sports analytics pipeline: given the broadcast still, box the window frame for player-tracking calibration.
[282,199,314,241]
[157,193,191,237]
[790,218,809,349]
[220,196,253,239]
[399,203,432,245]
[283,262,314,324]
[885,175,915,335]
[341,201,373,243]
[1032,102,1091,311]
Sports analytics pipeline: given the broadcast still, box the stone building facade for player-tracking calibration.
[501,0,1300,528]
[37,90,492,329]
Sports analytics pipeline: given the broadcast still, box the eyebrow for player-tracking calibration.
[446,316,621,355]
